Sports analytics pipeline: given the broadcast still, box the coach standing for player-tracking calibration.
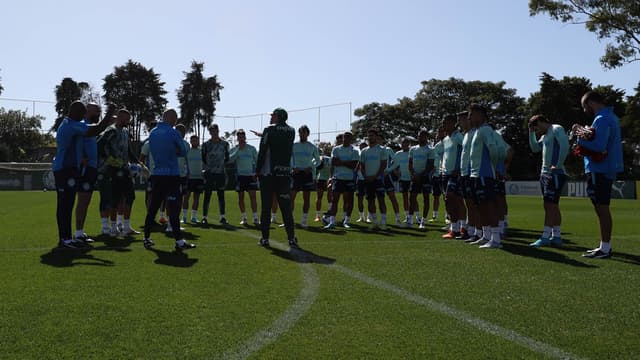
[142,109,195,251]
[256,108,299,249]
[576,91,623,259]
[53,101,112,249]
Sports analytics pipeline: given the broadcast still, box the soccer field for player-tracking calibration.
[1,191,639,359]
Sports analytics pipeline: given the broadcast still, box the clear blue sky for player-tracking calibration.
[1,0,638,145]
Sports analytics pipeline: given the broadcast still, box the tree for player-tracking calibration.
[176,61,223,139]
[620,81,640,176]
[0,108,53,162]
[0,69,4,96]
[103,59,168,142]
[317,141,333,156]
[529,0,640,69]
[52,77,92,131]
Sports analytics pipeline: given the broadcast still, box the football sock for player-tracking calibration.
[600,241,611,253]
[552,226,561,238]
[542,226,552,239]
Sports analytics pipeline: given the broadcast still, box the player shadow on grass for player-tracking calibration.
[303,226,347,236]
[147,247,198,268]
[265,245,336,265]
[40,247,114,267]
[91,234,135,252]
[500,239,597,268]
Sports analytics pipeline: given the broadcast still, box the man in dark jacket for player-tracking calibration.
[256,108,298,249]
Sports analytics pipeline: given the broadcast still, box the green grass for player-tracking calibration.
[0,191,639,359]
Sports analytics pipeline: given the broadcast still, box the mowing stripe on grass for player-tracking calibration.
[218,231,320,360]
[327,263,585,360]
[225,229,584,360]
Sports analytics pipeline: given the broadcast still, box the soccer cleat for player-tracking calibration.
[278,223,286,228]
[175,240,196,251]
[551,236,563,247]
[101,226,111,235]
[314,216,321,222]
[159,217,168,225]
[418,222,426,230]
[442,231,459,239]
[356,217,364,223]
[342,222,350,229]
[323,223,336,230]
[464,235,479,243]
[121,228,140,236]
[440,225,449,231]
[60,239,90,249]
[117,223,124,233]
[529,237,551,248]
[191,216,199,223]
[428,217,436,223]
[239,218,247,225]
[455,230,470,240]
[200,218,208,225]
[75,233,95,243]
[253,218,260,225]
[288,237,300,249]
[181,217,187,224]
[300,222,309,229]
[582,249,611,259]
[220,217,228,225]
[479,241,502,249]
[366,217,373,223]
[470,237,489,245]
[109,228,120,237]
[143,238,155,249]
[258,238,270,247]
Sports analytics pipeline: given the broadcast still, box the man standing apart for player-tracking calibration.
[528,115,569,247]
[576,91,623,259]
[142,109,195,251]
[201,123,230,225]
[53,101,112,249]
[257,108,298,248]
[228,129,259,225]
[291,125,320,228]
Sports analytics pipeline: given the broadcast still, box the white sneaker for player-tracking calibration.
[356,217,364,223]
[121,227,140,236]
[470,238,489,245]
[240,218,247,225]
[479,241,502,249]
[253,218,260,225]
[342,222,351,229]
[300,222,308,229]
[418,222,426,229]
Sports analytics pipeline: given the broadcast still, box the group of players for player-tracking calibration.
[53,90,622,258]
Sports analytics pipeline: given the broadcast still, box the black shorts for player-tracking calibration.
[410,174,431,194]
[540,173,567,204]
[150,175,181,204]
[365,178,386,199]
[187,178,205,193]
[443,174,461,196]
[586,172,613,205]
[236,175,258,192]
[431,174,443,196]
[495,179,506,196]
[383,173,396,193]
[333,179,356,193]
[471,176,495,204]
[461,176,473,199]
[54,167,80,193]
[77,166,98,192]
[356,179,366,196]
[292,171,315,192]
[180,177,188,195]
[399,180,411,193]
[109,168,135,207]
[316,179,328,191]
[204,172,227,191]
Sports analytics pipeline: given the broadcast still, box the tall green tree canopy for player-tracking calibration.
[529,0,640,68]
[103,59,168,142]
[0,108,53,162]
[176,61,223,139]
[52,77,91,131]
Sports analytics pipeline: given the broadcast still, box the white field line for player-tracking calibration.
[218,230,320,360]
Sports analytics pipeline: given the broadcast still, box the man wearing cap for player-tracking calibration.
[256,108,299,248]
[528,114,569,248]
[201,123,230,225]
[228,129,259,225]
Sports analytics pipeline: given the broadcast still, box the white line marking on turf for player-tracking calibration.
[219,229,585,360]
[218,230,320,360]
[327,263,585,360]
